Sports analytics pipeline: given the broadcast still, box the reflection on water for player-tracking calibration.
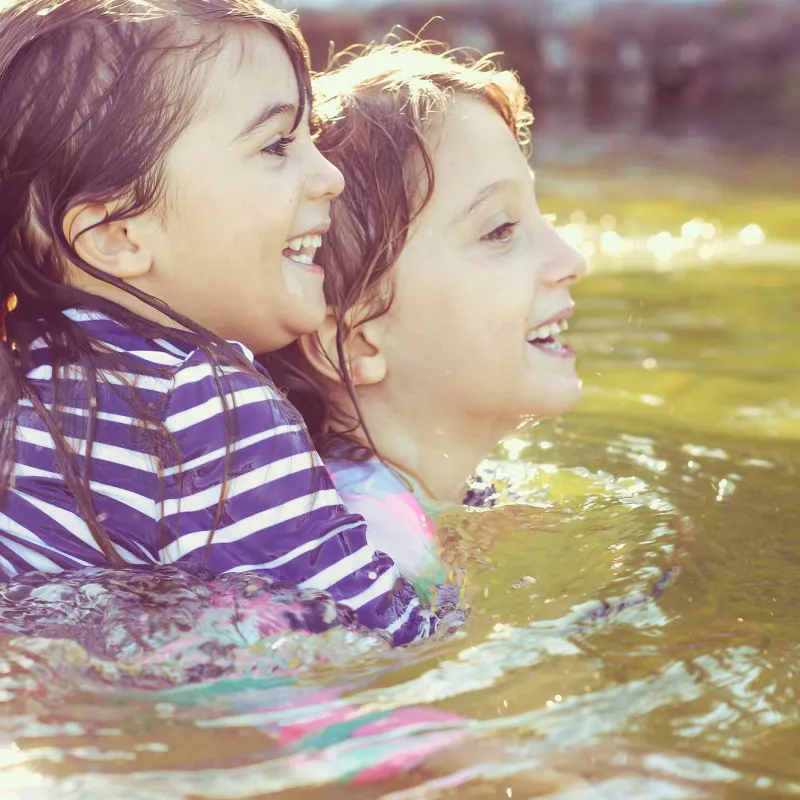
[555,212,789,270]
[2,141,800,799]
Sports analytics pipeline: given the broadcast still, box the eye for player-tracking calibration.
[482,221,519,244]
[261,135,295,158]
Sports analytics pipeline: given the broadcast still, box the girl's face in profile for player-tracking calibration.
[130,29,344,353]
[378,95,587,430]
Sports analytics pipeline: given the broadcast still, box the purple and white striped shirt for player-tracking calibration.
[0,310,434,645]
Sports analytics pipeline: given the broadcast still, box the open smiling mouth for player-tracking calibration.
[282,234,323,270]
[526,318,575,358]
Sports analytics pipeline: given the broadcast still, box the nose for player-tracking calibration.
[306,142,345,202]
[541,225,587,287]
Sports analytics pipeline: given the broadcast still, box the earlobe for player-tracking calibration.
[344,317,388,387]
[298,312,387,388]
[350,346,387,386]
[63,202,153,281]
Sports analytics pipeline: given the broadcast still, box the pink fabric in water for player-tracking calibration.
[328,459,445,588]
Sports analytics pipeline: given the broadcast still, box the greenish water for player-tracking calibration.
[2,140,798,799]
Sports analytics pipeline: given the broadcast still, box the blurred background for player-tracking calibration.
[292,0,800,146]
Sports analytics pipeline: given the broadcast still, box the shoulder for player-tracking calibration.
[326,456,437,543]
[327,456,444,593]
[168,341,283,409]
[163,341,308,456]
[171,340,282,389]
[63,309,195,373]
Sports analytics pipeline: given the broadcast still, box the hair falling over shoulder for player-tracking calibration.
[0,0,312,559]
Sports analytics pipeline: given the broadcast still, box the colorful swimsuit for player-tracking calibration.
[327,458,448,602]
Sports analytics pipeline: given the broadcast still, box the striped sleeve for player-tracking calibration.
[157,349,437,646]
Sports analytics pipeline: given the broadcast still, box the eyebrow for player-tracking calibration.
[235,101,297,142]
[451,179,517,226]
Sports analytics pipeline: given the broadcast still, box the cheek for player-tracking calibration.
[461,277,531,350]
[391,243,533,356]
[400,278,521,363]
[184,161,301,239]
[259,167,300,215]
[256,175,303,254]
[166,178,251,253]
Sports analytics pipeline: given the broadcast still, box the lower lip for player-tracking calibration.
[283,252,323,275]
[527,338,575,359]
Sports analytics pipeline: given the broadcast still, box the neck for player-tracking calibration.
[68,275,190,335]
[341,396,518,503]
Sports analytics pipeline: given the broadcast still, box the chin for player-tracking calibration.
[286,301,327,339]
[246,313,325,356]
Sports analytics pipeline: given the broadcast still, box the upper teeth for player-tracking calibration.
[284,234,323,252]
[527,319,569,341]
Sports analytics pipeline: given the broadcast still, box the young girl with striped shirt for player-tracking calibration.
[0,0,434,645]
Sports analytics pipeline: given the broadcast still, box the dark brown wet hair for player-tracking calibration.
[0,0,312,562]
[264,41,533,461]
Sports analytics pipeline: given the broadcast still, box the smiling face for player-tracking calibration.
[378,94,587,430]
[134,27,344,353]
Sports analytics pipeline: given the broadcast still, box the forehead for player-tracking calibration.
[192,26,300,127]
[427,95,528,198]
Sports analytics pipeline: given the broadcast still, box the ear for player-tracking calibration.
[62,202,153,281]
[298,311,387,388]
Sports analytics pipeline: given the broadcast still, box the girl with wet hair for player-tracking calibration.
[0,0,434,645]
[265,42,587,588]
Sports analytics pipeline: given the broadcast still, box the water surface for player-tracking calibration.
[2,137,798,799]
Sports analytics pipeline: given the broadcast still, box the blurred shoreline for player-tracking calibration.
[531,124,800,195]
[290,0,800,156]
